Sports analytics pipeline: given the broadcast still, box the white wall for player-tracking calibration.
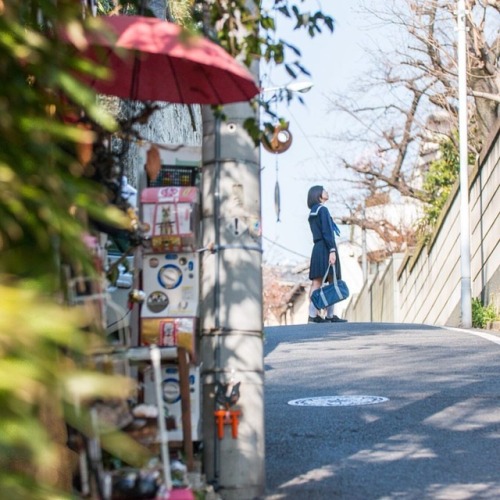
[345,255,404,323]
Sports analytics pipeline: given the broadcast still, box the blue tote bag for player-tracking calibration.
[311,265,349,309]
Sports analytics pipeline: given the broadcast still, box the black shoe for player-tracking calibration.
[308,316,326,323]
[325,315,348,323]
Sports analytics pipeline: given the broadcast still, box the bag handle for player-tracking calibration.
[322,264,338,285]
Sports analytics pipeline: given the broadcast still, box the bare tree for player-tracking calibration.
[405,0,499,142]
[325,0,499,255]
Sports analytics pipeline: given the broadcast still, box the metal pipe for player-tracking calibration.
[213,114,222,486]
[457,0,472,327]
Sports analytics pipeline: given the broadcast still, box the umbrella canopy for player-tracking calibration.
[62,15,260,104]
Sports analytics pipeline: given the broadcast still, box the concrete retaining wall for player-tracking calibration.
[345,121,500,327]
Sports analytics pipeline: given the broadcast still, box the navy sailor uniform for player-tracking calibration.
[308,203,341,281]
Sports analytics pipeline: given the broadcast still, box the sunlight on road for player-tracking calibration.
[423,399,500,431]
[350,433,437,463]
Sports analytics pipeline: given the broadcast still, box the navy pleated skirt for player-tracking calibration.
[309,241,342,281]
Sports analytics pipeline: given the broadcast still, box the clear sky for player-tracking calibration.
[260,1,381,264]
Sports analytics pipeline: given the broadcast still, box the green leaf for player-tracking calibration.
[284,64,297,78]
[277,6,290,18]
[62,371,135,402]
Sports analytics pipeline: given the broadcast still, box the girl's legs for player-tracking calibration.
[326,304,335,319]
[309,278,323,318]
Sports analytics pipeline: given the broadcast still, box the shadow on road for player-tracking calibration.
[264,322,500,499]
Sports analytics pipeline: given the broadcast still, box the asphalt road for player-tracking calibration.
[263,322,500,500]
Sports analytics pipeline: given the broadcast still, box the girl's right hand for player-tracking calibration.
[329,252,336,265]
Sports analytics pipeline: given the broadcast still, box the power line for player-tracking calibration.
[262,234,309,260]
[288,107,332,179]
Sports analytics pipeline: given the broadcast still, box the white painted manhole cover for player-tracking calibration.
[288,395,389,407]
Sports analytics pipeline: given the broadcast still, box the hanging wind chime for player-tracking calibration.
[262,122,293,221]
[274,157,280,222]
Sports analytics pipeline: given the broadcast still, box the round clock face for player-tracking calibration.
[158,264,182,289]
[162,378,181,404]
[146,291,169,313]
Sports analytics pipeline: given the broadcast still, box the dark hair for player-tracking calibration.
[307,185,324,209]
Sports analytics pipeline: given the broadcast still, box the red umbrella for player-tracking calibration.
[61,15,260,104]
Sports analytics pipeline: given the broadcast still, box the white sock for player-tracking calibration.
[309,302,317,317]
[326,305,335,318]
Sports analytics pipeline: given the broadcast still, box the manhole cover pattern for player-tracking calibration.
[288,395,389,407]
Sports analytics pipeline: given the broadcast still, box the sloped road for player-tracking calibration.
[263,322,500,499]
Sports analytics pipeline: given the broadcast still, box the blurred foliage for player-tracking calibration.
[0,1,140,497]
[0,283,83,499]
[0,1,131,284]
[417,137,459,242]
[417,135,477,243]
[422,139,459,226]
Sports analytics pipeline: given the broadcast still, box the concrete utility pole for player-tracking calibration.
[457,0,472,327]
[200,99,264,499]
